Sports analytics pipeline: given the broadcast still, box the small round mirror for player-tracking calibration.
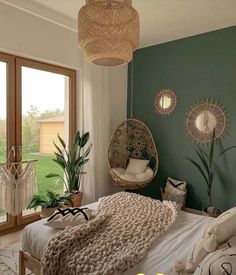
[195,111,217,133]
[186,100,228,143]
[155,89,177,116]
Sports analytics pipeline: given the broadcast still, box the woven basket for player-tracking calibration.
[78,0,139,66]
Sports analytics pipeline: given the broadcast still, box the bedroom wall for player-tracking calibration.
[128,25,236,211]
[0,1,127,131]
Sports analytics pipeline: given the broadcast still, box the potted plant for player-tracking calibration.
[188,129,236,215]
[28,190,72,218]
[46,131,92,207]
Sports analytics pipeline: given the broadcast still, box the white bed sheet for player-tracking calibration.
[22,202,213,275]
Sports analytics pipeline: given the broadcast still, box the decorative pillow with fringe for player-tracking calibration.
[203,207,236,252]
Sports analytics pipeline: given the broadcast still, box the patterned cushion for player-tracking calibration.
[194,236,236,275]
[44,208,95,229]
[164,177,187,206]
[167,177,187,191]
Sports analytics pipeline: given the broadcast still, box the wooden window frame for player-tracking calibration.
[0,53,77,232]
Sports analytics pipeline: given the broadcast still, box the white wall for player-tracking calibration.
[0,2,81,68]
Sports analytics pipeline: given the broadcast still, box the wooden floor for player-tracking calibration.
[0,230,22,249]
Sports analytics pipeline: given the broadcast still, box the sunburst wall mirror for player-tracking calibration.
[186,99,229,143]
[155,89,177,116]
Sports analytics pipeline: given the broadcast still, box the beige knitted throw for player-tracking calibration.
[41,192,178,275]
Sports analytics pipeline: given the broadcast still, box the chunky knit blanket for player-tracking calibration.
[41,192,178,275]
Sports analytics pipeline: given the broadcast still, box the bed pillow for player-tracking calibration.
[119,167,154,182]
[203,207,236,252]
[167,177,187,191]
[175,237,209,273]
[165,183,186,206]
[125,158,149,175]
[44,208,95,229]
[193,236,236,275]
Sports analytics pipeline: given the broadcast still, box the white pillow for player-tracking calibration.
[112,168,126,177]
[136,167,153,181]
[44,208,95,229]
[119,167,154,182]
[125,158,149,175]
[120,173,137,182]
[194,235,236,275]
[175,238,209,273]
[167,177,187,191]
[203,207,236,252]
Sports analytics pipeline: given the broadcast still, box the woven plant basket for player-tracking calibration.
[78,0,139,66]
[108,118,159,189]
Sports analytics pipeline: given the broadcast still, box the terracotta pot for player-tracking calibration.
[40,207,58,218]
[71,192,83,207]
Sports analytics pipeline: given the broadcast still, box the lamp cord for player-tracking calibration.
[130,59,134,118]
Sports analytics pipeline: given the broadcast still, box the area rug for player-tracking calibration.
[0,243,32,275]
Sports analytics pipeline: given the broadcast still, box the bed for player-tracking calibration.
[20,199,213,275]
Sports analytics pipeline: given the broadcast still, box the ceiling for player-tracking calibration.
[3,0,236,48]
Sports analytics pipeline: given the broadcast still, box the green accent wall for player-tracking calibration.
[128,26,236,211]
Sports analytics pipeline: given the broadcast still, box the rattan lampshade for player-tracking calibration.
[78,0,140,66]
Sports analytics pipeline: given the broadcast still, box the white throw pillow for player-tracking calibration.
[203,207,236,252]
[119,167,154,182]
[175,236,209,273]
[112,168,126,177]
[136,167,153,181]
[44,208,95,229]
[167,177,187,191]
[194,236,236,275]
[125,158,149,175]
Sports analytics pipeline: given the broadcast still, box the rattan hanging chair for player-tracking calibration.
[108,118,158,189]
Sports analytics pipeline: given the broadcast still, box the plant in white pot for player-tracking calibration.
[28,190,72,218]
[188,129,236,215]
[46,131,92,207]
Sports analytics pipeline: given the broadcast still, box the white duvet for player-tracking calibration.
[22,202,213,275]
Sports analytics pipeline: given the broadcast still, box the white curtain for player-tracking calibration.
[79,59,127,204]
[81,60,111,204]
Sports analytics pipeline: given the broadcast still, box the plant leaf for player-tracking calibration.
[194,148,209,176]
[80,132,89,147]
[45,173,61,178]
[57,133,66,149]
[218,145,236,158]
[53,141,63,155]
[187,157,209,187]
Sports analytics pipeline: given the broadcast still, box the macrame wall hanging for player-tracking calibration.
[0,146,37,216]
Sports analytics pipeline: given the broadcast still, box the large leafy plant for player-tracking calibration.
[28,190,72,209]
[188,129,236,207]
[46,131,92,193]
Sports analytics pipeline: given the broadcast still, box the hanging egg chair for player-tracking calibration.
[108,118,158,189]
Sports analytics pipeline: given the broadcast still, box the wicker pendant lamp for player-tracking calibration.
[78,0,140,66]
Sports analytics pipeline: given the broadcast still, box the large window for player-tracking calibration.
[0,53,76,232]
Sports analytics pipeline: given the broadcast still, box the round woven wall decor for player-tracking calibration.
[78,0,140,66]
[155,89,177,116]
[186,99,229,144]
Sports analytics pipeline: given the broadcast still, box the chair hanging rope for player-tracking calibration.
[0,147,37,216]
